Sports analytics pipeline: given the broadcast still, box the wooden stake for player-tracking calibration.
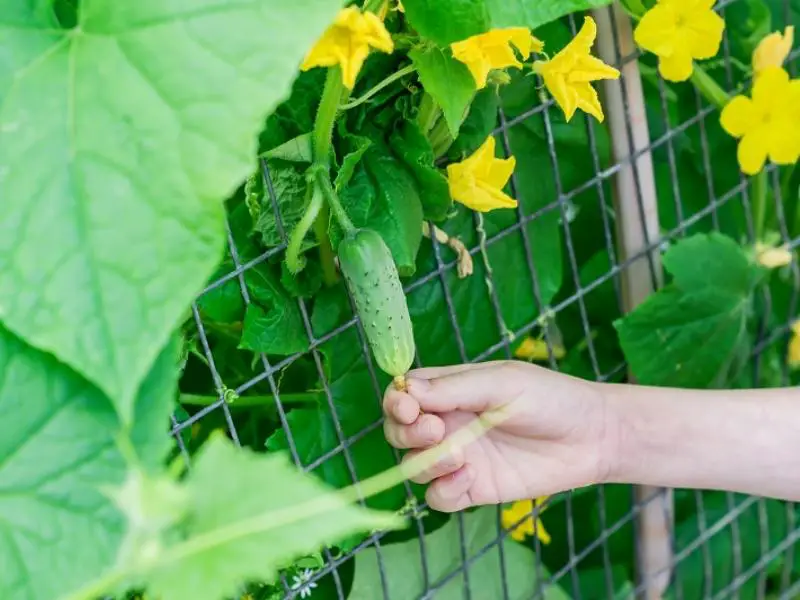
[591,5,672,600]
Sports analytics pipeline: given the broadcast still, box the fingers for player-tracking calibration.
[383,387,420,425]
[426,464,477,512]
[402,444,465,484]
[406,361,526,413]
[383,413,445,449]
[404,362,498,380]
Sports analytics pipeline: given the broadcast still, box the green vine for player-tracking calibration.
[285,185,324,274]
[340,64,416,110]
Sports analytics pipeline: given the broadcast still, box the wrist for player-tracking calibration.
[593,380,628,486]
[597,381,691,487]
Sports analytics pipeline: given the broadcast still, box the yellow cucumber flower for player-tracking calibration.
[451,27,544,89]
[789,320,800,368]
[514,336,566,361]
[788,321,800,369]
[754,241,793,269]
[502,498,551,544]
[753,26,795,75]
[720,66,800,175]
[301,6,394,89]
[532,16,620,123]
[633,0,725,82]
[446,135,517,212]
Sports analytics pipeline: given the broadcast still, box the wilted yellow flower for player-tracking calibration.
[451,28,544,89]
[301,6,394,89]
[446,135,517,211]
[720,66,800,175]
[633,0,725,82]
[532,16,620,122]
[788,320,800,369]
[753,26,795,75]
[502,498,551,544]
[514,336,566,361]
[755,241,793,269]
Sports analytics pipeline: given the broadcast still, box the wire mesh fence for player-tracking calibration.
[174,1,800,598]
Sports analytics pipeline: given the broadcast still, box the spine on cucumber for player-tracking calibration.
[337,229,416,388]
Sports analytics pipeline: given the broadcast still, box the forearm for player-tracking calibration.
[601,382,800,501]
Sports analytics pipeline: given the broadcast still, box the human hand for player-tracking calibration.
[382,361,617,512]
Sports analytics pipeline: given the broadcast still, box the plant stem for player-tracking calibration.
[752,169,769,240]
[316,170,356,235]
[285,184,323,274]
[416,91,441,134]
[313,68,348,167]
[340,64,415,110]
[689,65,730,111]
[60,412,506,600]
[314,203,339,285]
[179,393,320,407]
[340,410,506,503]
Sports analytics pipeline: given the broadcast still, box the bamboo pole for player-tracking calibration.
[591,5,673,599]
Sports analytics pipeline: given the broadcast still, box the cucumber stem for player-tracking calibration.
[285,184,323,274]
[392,375,407,391]
[316,170,356,235]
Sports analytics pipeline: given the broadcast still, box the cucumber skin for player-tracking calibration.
[338,229,416,378]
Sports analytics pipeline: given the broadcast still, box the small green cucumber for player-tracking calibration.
[337,228,416,388]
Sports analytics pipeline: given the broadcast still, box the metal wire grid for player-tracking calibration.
[172,1,800,598]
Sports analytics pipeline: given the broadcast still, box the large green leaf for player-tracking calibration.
[0,0,343,421]
[401,0,490,45]
[447,87,499,158]
[0,328,178,600]
[389,119,454,221]
[662,232,760,295]
[256,159,314,250]
[335,145,424,276]
[614,233,762,388]
[141,435,402,600]
[239,264,309,357]
[402,0,614,46]
[409,45,476,137]
[485,0,614,29]
[349,507,571,599]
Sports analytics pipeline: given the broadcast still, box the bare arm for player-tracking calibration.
[603,382,800,502]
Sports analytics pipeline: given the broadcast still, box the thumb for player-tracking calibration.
[406,361,524,414]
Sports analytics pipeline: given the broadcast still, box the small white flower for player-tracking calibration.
[291,568,318,599]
